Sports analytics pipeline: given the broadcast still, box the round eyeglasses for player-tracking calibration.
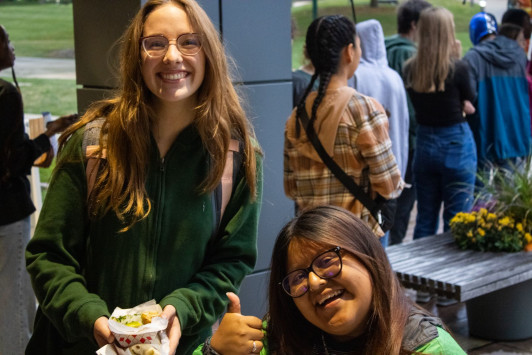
[280,246,342,298]
[140,33,202,58]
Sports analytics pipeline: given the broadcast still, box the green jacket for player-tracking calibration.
[25,123,263,355]
[385,34,417,150]
[384,34,416,76]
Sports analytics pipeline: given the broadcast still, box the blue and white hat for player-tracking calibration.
[469,12,498,45]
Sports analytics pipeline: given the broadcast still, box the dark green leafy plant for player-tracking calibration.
[475,157,532,227]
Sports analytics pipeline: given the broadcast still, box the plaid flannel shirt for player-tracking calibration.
[284,87,404,237]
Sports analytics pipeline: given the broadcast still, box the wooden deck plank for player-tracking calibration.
[411,251,532,291]
[387,234,453,262]
[460,271,532,301]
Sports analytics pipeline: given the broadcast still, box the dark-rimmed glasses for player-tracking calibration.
[280,246,342,298]
[140,33,202,58]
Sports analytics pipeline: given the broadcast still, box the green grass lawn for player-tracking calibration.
[0,2,74,58]
[4,77,78,115]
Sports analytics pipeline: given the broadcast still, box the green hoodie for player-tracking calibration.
[384,34,417,75]
[25,122,263,355]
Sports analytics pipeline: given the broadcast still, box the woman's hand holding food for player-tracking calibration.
[210,292,264,354]
[161,305,181,355]
[94,316,115,347]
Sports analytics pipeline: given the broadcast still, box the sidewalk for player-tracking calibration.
[0,57,75,80]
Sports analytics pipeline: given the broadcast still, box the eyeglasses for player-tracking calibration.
[140,33,202,58]
[280,246,342,298]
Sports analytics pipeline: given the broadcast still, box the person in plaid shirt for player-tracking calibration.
[284,15,403,240]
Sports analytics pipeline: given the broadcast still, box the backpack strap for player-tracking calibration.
[211,139,242,238]
[82,118,107,200]
[221,139,241,218]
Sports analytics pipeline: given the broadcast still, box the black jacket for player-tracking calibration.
[0,78,50,226]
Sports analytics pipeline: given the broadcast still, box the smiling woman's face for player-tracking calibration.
[287,239,373,341]
[140,3,205,108]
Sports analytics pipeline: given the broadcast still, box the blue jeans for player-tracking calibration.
[0,217,36,354]
[413,123,477,239]
[380,231,389,248]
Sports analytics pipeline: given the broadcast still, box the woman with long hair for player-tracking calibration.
[284,15,403,242]
[403,7,477,239]
[25,1,263,354]
[199,206,466,354]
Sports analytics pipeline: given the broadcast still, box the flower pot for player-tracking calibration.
[466,278,532,341]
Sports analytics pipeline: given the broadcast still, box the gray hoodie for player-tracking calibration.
[349,19,409,178]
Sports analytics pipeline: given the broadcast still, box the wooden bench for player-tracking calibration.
[387,231,532,340]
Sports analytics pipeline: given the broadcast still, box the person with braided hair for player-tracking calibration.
[283,15,403,243]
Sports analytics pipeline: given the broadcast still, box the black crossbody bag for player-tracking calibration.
[297,109,396,232]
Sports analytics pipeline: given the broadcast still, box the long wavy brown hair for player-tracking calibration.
[268,206,423,354]
[58,0,259,228]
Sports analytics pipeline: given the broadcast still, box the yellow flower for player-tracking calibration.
[525,233,532,243]
[477,228,486,237]
[467,230,473,238]
[487,213,497,221]
[499,216,511,226]
[517,223,524,232]
[450,214,460,224]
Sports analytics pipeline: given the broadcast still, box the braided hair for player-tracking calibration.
[295,15,357,135]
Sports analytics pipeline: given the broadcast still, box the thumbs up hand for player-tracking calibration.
[210,292,264,354]
[225,291,242,313]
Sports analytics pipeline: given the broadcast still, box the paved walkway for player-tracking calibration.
[0,57,75,80]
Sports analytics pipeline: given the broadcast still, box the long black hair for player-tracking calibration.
[295,15,357,132]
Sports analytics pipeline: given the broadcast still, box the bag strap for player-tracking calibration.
[83,118,106,200]
[297,108,385,225]
[211,139,242,238]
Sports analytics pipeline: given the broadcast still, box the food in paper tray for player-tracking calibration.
[141,311,161,325]
[108,300,168,348]
[111,310,161,328]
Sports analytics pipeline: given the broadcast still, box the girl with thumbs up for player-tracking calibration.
[197,206,466,354]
